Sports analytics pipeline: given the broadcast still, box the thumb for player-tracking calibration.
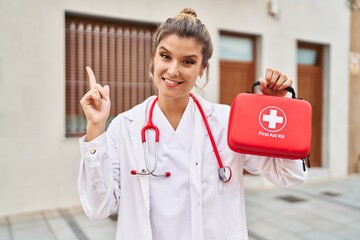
[103,85,110,100]
[258,77,268,91]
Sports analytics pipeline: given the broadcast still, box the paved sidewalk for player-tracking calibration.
[1,174,359,240]
[0,207,117,240]
[246,174,360,240]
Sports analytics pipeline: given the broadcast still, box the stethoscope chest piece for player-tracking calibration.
[218,166,232,183]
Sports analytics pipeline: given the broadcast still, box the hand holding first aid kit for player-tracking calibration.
[227,70,312,171]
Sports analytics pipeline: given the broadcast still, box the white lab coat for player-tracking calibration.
[78,94,307,240]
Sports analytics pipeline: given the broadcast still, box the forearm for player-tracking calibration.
[77,134,120,219]
[244,155,308,187]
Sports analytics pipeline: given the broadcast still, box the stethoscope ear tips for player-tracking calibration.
[131,170,137,175]
[165,172,171,177]
[218,166,232,183]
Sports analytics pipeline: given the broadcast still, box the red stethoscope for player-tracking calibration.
[131,93,232,183]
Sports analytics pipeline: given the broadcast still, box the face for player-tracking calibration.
[153,34,205,103]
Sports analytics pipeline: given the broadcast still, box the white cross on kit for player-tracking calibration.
[262,109,283,129]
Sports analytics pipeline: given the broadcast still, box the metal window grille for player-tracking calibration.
[65,14,157,137]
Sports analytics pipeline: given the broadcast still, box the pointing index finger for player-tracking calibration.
[86,66,97,89]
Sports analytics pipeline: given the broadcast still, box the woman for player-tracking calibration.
[78,8,307,240]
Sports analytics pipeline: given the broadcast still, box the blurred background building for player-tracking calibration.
[349,0,360,175]
[0,0,357,217]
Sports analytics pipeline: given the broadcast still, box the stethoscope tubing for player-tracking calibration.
[141,96,159,142]
[131,94,231,182]
[132,96,171,177]
[189,93,224,169]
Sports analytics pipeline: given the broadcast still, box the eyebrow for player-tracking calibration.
[159,46,199,59]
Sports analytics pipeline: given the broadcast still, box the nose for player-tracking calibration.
[167,62,179,77]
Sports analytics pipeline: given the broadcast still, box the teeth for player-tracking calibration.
[164,78,178,84]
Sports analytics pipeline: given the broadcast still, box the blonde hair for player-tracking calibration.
[149,8,213,88]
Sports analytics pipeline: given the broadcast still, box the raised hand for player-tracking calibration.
[80,67,111,141]
[259,68,293,97]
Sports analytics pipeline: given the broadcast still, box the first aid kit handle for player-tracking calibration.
[251,81,296,99]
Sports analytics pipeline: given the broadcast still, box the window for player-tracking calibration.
[297,48,317,65]
[65,13,157,137]
[219,35,254,62]
[297,42,322,66]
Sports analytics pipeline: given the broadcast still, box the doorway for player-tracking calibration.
[297,42,324,167]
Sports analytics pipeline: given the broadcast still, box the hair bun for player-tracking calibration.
[180,8,197,18]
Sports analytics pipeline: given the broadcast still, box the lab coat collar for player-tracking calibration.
[123,96,157,122]
[191,93,213,119]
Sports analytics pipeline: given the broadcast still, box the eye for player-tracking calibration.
[160,53,170,60]
[183,59,195,65]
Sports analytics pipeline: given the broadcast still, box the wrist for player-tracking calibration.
[85,123,106,142]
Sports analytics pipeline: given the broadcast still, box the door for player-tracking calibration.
[297,42,323,167]
[219,32,257,106]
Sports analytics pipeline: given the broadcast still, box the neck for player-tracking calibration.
[157,95,190,130]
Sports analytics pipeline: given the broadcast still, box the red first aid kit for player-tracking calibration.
[227,81,312,169]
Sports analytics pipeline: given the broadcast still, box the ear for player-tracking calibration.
[199,64,207,76]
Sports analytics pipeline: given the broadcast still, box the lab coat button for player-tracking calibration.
[141,169,147,174]
[90,148,96,154]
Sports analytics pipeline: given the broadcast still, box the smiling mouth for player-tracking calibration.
[163,77,183,86]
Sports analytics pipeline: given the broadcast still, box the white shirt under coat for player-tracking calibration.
[78,94,308,240]
[148,99,195,240]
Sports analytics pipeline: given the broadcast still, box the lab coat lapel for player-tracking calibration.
[190,94,213,182]
[190,108,205,193]
[127,98,156,212]
[189,95,212,240]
